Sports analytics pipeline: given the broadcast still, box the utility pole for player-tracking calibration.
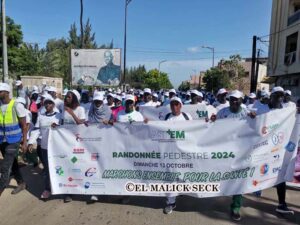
[80,0,84,48]
[1,0,8,83]
[254,49,261,93]
[123,0,132,84]
[250,36,257,93]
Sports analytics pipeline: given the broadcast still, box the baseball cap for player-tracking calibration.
[249,93,256,99]
[284,90,292,96]
[261,90,270,98]
[114,95,122,101]
[229,90,243,99]
[152,93,158,98]
[0,83,11,92]
[93,92,104,101]
[125,95,135,102]
[169,89,176,94]
[107,93,114,98]
[186,91,191,96]
[191,90,203,97]
[48,86,57,92]
[271,86,284,94]
[62,88,69,96]
[217,88,227,96]
[170,97,182,105]
[70,89,81,102]
[43,95,55,104]
[15,80,22,86]
[144,88,151,94]
[164,91,169,96]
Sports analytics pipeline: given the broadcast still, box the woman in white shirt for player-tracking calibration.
[63,90,86,125]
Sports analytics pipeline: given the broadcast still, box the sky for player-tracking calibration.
[7,0,273,88]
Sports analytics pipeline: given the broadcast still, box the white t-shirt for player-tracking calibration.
[217,107,249,120]
[54,98,64,113]
[282,101,296,109]
[165,112,193,121]
[215,101,230,112]
[63,106,86,124]
[0,101,27,118]
[28,112,62,149]
[183,99,191,105]
[252,101,270,115]
[117,110,144,123]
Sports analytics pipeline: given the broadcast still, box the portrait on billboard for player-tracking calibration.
[71,49,121,86]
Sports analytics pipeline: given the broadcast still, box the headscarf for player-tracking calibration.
[88,102,111,123]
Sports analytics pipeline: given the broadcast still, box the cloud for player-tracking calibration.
[186,46,200,53]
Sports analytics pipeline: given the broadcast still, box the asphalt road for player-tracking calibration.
[0,165,299,225]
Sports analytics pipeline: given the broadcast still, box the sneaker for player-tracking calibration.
[64,195,73,203]
[276,204,294,215]
[231,210,241,221]
[11,182,26,195]
[90,195,98,201]
[40,190,51,199]
[163,203,176,214]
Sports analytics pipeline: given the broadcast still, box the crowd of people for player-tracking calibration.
[0,79,299,221]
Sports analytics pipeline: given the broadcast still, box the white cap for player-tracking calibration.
[107,93,114,98]
[114,95,122,101]
[93,92,104,101]
[125,94,135,102]
[186,91,191,96]
[116,89,121,95]
[144,88,151,94]
[164,91,169,96]
[16,97,26,105]
[284,90,292,96]
[31,90,39,95]
[15,80,22,86]
[271,86,284,94]
[48,86,57,92]
[191,90,203,97]
[44,86,50,91]
[229,90,243,99]
[129,88,134,92]
[261,90,270,98]
[217,88,227,96]
[70,89,81,102]
[0,83,11,92]
[41,93,52,99]
[170,97,182,105]
[139,91,144,96]
[249,93,256,99]
[108,88,112,92]
[44,95,55,104]
[32,85,39,92]
[152,93,158,98]
[169,89,176,94]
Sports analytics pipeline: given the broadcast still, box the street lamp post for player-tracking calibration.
[1,0,8,83]
[123,0,132,84]
[202,46,215,68]
[158,60,167,76]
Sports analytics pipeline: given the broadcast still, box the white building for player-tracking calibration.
[268,0,300,100]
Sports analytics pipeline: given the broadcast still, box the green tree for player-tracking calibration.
[144,69,173,90]
[178,81,190,91]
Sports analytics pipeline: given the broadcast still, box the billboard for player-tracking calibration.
[71,49,121,86]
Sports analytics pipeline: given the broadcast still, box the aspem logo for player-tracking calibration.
[73,148,85,154]
[261,123,280,135]
[91,153,100,161]
[196,110,208,118]
[55,166,64,176]
[74,133,102,142]
[85,167,97,177]
[285,141,296,152]
[68,177,83,182]
[166,129,185,139]
[260,163,269,176]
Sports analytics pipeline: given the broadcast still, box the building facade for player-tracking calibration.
[268,0,300,100]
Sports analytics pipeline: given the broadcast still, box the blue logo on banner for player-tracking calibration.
[84,182,91,189]
[285,141,296,152]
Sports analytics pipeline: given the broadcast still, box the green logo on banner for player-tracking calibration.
[196,110,208,118]
[166,129,185,139]
[71,156,78,164]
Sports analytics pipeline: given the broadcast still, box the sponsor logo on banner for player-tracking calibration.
[260,163,269,175]
[150,129,186,142]
[271,132,284,145]
[285,141,296,152]
[91,153,100,161]
[85,168,97,177]
[246,152,269,163]
[55,166,64,176]
[272,167,281,174]
[75,133,102,142]
[272,154,280,162]
[83,181,105,189]
[252,140,269,150]
[84,182,91,189]
[261,123,280,135]
[68,177,83,182]
[53,154,68,159]
[59,183,78,188]
[71,156,78,164]
[73,148,85,154]
[68,168,82,173]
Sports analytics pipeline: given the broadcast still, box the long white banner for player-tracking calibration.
[48,107,300,198]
